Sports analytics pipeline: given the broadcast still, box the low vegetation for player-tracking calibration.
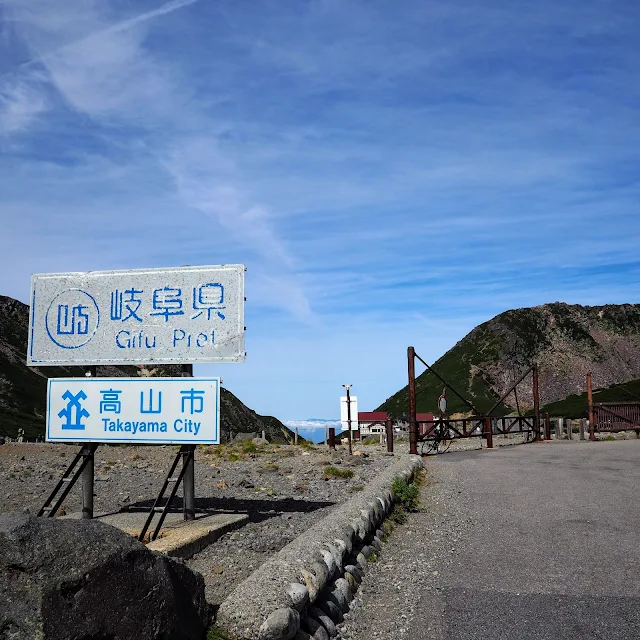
[392,477,420,511]
[387,475,423,525]
[323,466,354,479]
[207,627,234,640]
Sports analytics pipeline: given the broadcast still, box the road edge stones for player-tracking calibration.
[216,454,423,640]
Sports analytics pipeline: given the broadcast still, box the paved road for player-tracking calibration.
[342,440,640,639]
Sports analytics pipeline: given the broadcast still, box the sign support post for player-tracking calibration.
[82,366,98,519]
[181,364,196,521]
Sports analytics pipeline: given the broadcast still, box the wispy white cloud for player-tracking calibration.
[0,72,47,133]
[1,0,639,420]
[1,0,310,319]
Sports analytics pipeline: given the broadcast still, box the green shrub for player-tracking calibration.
[324,466,354,479]
[241,440,257,453]
[349,485,365,492]
[392,477,420,511]
[389,504,407,524]
[604,435,617,441]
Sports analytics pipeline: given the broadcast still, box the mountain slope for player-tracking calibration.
[0,295,291,441]
[378,302,640,417]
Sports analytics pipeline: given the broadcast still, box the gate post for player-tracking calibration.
[386,418,394,453]
[328,427,336,451]
[579,419,586,440]
[408,347,418,455]
[484,417,493,449]
[532,367,541,441]
[587,372,596,441]
[545,412,551,441]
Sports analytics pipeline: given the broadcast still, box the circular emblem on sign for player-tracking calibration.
[45,289,100,349]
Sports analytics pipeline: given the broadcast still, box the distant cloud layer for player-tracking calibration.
[1,0,638,422]
[285,419,341,431]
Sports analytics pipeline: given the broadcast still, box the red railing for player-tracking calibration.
[593,402,640,432]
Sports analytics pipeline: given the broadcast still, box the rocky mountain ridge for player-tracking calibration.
[378,302,640,416]
[0,295,291,441]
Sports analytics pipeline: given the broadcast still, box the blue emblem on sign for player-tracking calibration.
[45,289,100,349]
[59,390,90,430]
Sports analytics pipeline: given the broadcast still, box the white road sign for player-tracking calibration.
[340,395,358,431]
[28,265,245,365]
[47,377,220,444]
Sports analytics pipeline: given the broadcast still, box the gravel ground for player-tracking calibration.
[340,439,640,640]
[0,440,395,606]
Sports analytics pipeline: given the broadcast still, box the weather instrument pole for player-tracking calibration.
[343,384,353,455]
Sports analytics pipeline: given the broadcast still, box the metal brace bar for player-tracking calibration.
[413,352,481,416]
[138,444,196,543]
[38,443,99,517]
[485,366,535,417]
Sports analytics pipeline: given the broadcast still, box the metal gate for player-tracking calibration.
[592,402,640,433]
[406,346,542,455]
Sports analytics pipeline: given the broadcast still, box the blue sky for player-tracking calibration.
[1,0,639,432]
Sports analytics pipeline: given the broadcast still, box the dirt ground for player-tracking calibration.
[0,439,397,606]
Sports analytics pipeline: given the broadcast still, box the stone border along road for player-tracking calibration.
[216,454,423,640]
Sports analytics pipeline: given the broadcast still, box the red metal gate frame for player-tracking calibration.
[407,347,542,454]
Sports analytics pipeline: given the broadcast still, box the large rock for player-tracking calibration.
[0,512,209,639]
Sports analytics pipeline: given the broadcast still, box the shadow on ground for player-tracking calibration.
[126,496,335,524]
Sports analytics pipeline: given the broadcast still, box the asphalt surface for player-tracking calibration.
[342,440,640,640]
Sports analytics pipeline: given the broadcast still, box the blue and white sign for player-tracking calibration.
[28,265,245,365]
[46,378,220,444]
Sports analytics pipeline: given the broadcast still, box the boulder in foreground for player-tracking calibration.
[0,512,209,640]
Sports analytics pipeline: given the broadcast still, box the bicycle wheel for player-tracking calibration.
[421,437,439,456]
